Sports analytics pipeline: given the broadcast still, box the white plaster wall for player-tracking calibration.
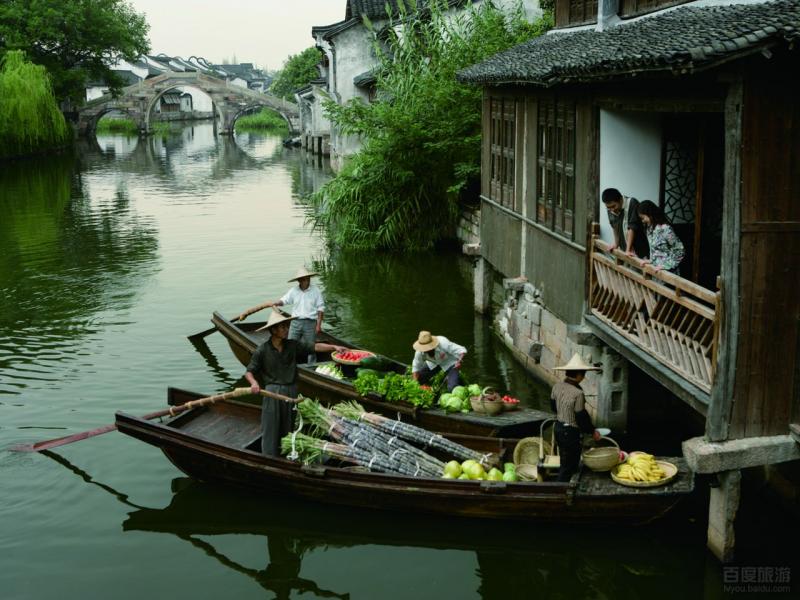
[177,87,213,112]
[86,86,108,102]
[598,110,662,243]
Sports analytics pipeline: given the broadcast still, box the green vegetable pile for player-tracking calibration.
[352,371,435,408]
[438,383,482,413]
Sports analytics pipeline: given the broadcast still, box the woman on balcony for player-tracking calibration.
[637,200,685,274]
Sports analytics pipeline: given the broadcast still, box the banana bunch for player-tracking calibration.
[614,453,666,483]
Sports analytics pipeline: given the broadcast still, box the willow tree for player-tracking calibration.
[311,0,552,251]
[0,50,69,159]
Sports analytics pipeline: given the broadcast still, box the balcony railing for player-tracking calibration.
[588,232,721,393]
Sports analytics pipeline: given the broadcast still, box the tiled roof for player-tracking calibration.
[346,0,402,20]
[458,0,800,86]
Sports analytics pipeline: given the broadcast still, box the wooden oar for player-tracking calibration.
[9,387,252,453]
[187,315,241,341]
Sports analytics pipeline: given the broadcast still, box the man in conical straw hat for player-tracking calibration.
[411,331,467,392]
[551,353,603,482]
[238,266,326,364]
[244,309,346,456]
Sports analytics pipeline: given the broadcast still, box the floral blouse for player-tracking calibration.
[646,224,685,272]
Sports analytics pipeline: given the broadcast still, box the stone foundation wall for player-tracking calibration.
[495,277,629,425]
[457,205,480,246]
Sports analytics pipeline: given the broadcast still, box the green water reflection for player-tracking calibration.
[0,123,743,599]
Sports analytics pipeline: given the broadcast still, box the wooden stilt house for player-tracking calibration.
[458,0,800,560]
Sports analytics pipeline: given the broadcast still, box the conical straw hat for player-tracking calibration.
[413,331,439,352]
[256,309,296,332]
[554,353,600,371]
[288,267,318,282]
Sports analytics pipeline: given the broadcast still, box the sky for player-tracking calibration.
[126,0,345,71]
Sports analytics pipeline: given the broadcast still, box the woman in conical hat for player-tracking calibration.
[237,266,325,363]
[410,330,467,392]
[243,309,346,457]
[550,353,602,482]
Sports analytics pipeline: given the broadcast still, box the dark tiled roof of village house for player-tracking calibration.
[346,0,403,20]
[458,0,800,86]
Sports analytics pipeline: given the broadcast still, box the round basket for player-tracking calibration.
[513,437,552,466]
[610,460,678,488]
[581,436,621,472]
[330,349,375,366]
[470,395,503,415]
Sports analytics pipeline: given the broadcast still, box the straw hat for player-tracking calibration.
[413,331,439,352]
[554,353,601,371]
[256,309,296,332]
[288,267,318,282]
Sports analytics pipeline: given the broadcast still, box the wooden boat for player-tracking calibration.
[210,310,554,437]
[115,388,695,525]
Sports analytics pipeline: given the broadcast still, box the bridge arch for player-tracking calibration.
[228,104,295,134]
[77,72,299,138]
[142,84,222,135]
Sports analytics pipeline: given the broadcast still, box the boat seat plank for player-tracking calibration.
[170,407,261,448]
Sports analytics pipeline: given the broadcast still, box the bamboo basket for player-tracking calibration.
[512,437,552,466]
[469,387,503,415]
[581,436,621,472]
[538,419,560,471]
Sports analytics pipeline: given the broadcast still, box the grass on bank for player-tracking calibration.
[95,118,173,137]
[235,108,289,134]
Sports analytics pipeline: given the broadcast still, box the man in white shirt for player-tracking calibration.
[411,331,467,392]
[238,267,325,363]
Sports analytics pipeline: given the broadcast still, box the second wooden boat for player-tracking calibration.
[209,311,553,437]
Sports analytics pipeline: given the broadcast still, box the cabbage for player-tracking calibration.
[451,386,467,400]
[439,393,463,412]
[502,470,518,482]
[467,384,482,397]
[487,468,503,481]
[443,460,462,478]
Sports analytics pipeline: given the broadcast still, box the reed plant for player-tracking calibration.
[234,108,289,133]
[311,0,552,250]
[0,51,70,159]
[95,117,138,135]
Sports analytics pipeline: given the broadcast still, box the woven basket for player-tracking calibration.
[470,387,503,415]
[513,437,552,466]
[515,464,539,481]
[582,436,621,472]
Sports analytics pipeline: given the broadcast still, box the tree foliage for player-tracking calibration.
[0,50,69,158]
[311,0,552,251]
[269,47,322,102]
[0,0,150,105]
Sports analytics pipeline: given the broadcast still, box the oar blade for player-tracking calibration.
[9,424,118,453]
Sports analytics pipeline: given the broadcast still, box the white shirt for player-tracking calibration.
[412,336,467,373]
[281,285,325,320]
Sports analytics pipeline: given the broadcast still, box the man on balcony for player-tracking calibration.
[551,354,602,482]
[602,188,649,258]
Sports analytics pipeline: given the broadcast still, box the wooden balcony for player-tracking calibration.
[588,234,721,394]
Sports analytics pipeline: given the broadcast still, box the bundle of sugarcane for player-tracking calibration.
[296,399,444,477]
[280,432,409,476]
[334,400,498,467]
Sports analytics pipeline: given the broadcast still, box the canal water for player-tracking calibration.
[1,123,734,598]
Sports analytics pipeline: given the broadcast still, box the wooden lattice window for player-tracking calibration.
[536,97,575,239]
[619,0,691,18]
[489,98,516,210]
[571,0,598,23]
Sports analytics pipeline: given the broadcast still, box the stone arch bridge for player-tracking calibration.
[77,72,299,137]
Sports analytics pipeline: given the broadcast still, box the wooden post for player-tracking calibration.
[707,470,741,562]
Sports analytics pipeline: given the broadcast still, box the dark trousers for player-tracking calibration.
[554,422,582,482]
[261,383,297,456]
[416,364,461,391]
